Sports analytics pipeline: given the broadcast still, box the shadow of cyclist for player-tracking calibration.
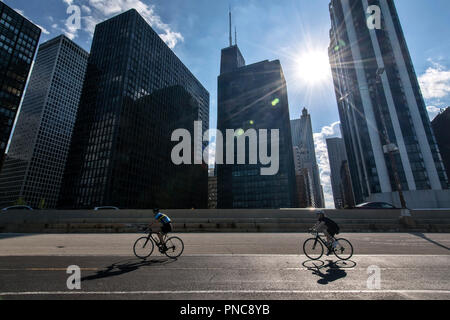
[81,258,176,282]
[308,260,348,285]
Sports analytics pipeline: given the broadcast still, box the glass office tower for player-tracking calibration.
[0,2,40,172]
[0,35,88,208]
[59,9,209,209]
[217,44,297,209]
[328,0,449,208]
[326,137,348,209]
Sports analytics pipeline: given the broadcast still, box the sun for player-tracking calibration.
[295,50,331,84]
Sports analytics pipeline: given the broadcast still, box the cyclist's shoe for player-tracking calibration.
[326,247,333,256]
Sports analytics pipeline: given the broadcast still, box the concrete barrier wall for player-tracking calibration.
[0,209,449,233]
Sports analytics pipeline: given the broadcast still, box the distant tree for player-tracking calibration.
[38,198,46,210]
[14,197,27,206]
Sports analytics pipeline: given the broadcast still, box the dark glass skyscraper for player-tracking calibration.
[329,0,449,208]
[326,137,348,209]
[217,44,297,209]
[431,108,450,182]
[0,2,40,171]
[59,9,209,209]
[0,35,88,209]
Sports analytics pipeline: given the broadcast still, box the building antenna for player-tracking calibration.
[229,6,232,47]
[235,27,237,45]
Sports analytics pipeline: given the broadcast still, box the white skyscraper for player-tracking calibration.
[291,108,325,208]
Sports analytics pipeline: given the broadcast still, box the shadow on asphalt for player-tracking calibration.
[303,259,357,285]
[81,258,177,282]
[410,233,449,251]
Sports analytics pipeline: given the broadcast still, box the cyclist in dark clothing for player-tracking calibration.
[312,210,340,255]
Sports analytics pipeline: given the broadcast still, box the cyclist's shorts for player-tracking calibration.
[161,223,172,235]
[328,228,338,237]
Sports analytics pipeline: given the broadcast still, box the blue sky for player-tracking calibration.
[5,0,450,207]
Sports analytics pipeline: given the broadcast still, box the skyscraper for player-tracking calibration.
[431,107,450,181]
[0,35,88,208]
[293,145,314,207]
[0,2,41,171]
[290,108,325,208]
[208,168,217,209]
[329,0,449,208]
[59,9,209,209]
[217,27,297,209]
[326,137,348,209]
[340,160,356,208]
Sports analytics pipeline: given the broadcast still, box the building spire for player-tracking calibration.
[235,27,237,45]
[229,6,232,47]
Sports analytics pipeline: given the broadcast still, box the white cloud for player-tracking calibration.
[313,121,341,209]
[62,0,183,48]
[81,5,92,14]
[419,61,450,100]
[427,106,444,121]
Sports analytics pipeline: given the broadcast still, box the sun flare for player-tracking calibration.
[295,50,331,84]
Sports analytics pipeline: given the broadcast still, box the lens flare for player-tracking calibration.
[295,50,331,84]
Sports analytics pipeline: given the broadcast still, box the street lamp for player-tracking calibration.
[373,68,407,209]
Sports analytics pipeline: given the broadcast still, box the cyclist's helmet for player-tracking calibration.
[153,208,160,215]
[316,210,325,216]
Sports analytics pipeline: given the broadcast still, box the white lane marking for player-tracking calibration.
[0,267,449,272]
[0,290,449,296]
[1,254,448,258]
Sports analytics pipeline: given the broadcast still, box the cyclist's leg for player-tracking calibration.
[159,224,171,248]
[157,232,164,245]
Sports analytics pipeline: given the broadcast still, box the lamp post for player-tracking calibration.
[373,68,407,209]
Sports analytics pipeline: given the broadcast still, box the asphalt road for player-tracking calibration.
[0,233,449,300]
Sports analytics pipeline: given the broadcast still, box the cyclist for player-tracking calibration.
[311,210,340,255]
[150,208,173,251]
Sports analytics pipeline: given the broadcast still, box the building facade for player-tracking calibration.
[0,2,41,171]
[208,168,217,209]
[431,107,450,181]
[293,145,315,207]
[0,35,88,208]
[59,9,209,209]
[326,137,348,209]
[328,0,449,208]
[290,108,324,207]
[217,44,297,209]
[340,160,356,208]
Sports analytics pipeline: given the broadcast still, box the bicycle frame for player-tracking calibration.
[311,231,335,249]
[143,228,167,247]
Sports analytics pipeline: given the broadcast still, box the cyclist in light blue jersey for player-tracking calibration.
[150,208,173,250]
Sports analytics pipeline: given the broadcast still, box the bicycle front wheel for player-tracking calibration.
[333,238,354,260]
[303,238,324,260]
[164,237,184,259]
[133,237,155,259]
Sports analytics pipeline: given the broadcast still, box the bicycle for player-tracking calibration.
[133,227,184,260]
[303,230,353,261]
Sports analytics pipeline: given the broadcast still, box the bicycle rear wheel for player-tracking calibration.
[133,237,155,259]
[333,238,353,260]
[303,238,324,260]
[164,237,184,259]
